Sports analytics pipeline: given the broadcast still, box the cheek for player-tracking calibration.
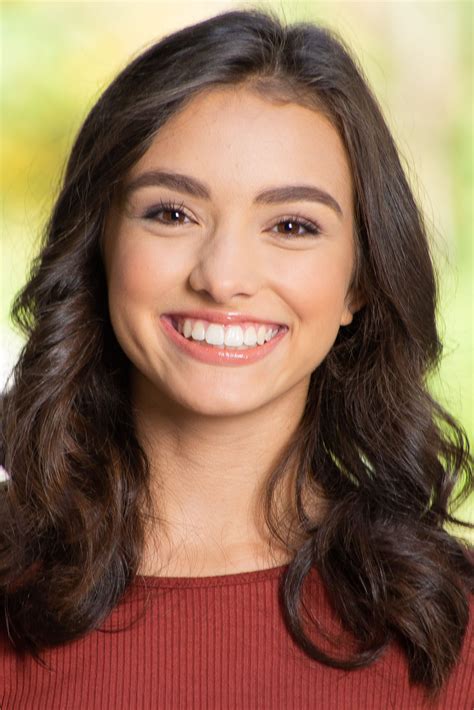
[107,239,171,308]
[105,238,175,357]
[276,249,351,324]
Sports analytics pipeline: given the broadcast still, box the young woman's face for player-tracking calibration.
[103,86,358,416]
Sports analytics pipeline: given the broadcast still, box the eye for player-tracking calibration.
[142,202,322,238]
[271,215,322,238]
[142,200,192,226]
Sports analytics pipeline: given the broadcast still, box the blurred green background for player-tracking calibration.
[1,1,472,537]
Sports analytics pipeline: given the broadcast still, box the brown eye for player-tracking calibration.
[272,217,321,238]
[159,209,186,224]
[143,200,191,226]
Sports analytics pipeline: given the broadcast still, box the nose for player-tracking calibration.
[188,220,260,303]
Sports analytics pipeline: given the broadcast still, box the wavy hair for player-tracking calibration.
[1,7,472,701]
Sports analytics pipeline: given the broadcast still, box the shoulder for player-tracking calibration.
[430,591,473,707]
[308,568,474,708]
[0,627,21,681]
[404,591,473,708]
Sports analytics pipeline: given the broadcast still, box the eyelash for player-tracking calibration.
[142,199,322,238]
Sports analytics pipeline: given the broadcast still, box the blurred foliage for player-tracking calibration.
[1,1,472,535]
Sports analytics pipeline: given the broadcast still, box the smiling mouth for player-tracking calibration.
[170,316,286,350]
[160,315,288,365]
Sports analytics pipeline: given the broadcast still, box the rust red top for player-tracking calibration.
[1,564,472,709]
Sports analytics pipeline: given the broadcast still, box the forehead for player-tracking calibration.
[129,86,353,208]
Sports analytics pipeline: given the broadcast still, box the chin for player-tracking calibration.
[183,393,261,417]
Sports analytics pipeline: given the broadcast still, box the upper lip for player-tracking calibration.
[163,310,287,328]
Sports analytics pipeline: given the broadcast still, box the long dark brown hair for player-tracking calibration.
[1,7,472,701]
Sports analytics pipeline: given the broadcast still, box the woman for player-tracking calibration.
[1,7,472,709]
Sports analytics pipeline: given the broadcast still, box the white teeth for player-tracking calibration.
[224,325,244,347]
[257,325,267,345]
[183,319,193,338]
[243,325,257,346]
[177,318,281,348]
[191,320,206,341]
[205,323,224,346]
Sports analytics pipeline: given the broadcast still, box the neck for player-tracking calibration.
[130,370,313,576]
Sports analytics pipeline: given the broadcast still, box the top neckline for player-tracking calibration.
[133,562,291,588]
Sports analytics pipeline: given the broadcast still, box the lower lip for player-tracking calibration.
[160,316,288,366]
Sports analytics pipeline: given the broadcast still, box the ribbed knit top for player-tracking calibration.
[1,564,472,709]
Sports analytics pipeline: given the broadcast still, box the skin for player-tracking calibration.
[103,85,362,576]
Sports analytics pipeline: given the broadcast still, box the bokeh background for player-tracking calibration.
[1,0,473,537]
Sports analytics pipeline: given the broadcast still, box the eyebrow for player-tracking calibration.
[123,169,343,218]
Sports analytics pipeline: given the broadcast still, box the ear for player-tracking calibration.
[340,288,366,326]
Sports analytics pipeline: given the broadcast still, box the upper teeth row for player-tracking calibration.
[176,318,280,347]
